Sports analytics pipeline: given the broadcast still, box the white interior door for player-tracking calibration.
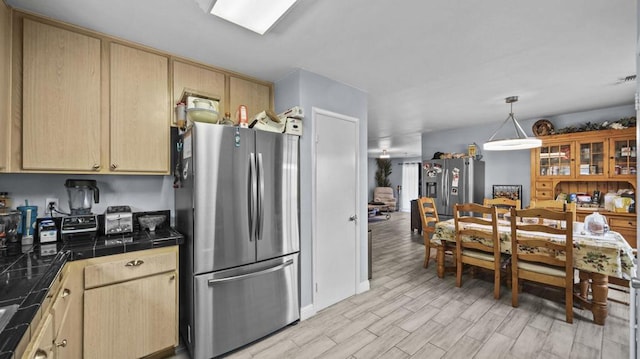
[313,108,358,311]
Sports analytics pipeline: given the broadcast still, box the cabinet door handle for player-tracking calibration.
[34,349,48,359]
[169,274,175,281]
[92,164,100,170]
[110,163,118,170]
[61,288,71,298]
[125,259,144,267]
[55,339,68,348]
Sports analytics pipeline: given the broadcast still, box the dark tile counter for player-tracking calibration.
[0,227,183,357]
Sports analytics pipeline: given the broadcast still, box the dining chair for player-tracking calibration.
[509,207,575,323]
[529,199,577,223]
[483,197,521,219]
[417,197,445,268]
[454,203,501,299]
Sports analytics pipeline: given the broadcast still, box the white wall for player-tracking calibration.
[0,173,174,217]
[275,69,368,309]
[422,104,635,207]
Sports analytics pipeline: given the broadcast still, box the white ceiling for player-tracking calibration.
[6,0,637,158]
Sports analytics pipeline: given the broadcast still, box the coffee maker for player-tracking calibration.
[60,179,100,240]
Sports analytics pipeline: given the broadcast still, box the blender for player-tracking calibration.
[60,179,100,240]
[65,179,100,215]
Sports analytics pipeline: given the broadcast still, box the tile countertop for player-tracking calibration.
[0,226,184,358]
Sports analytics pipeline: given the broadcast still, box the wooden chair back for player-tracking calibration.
[509,207,574,323]
[417,197,440,268]
[483,197,521,219]
[454,203,501,298]
[529,199,577,226]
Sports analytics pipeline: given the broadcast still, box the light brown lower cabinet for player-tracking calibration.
[22,314,55,359]
[22,262,82,359]
[82,246,178,359]
[20,246,178,359]
[83,271,177,359]
[52,262,83,359]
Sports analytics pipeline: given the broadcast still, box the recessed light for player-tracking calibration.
[209,0,299,35]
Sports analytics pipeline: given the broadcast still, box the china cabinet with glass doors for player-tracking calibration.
[530,126,637,246]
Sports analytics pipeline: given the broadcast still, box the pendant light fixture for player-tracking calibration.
[379,149,390,159]
[483,96,542,151]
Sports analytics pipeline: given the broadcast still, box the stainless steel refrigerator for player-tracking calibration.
[421,158,485,219]
[175,122,300,359]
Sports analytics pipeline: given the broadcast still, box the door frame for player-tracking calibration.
[311,107,361,311]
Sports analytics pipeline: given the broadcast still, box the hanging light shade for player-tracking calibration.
[483,96,542,151]
[379,149,390,159]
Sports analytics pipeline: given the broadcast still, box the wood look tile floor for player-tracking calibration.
[173,212,631,359]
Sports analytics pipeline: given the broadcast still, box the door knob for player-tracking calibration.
[349,215,358,222]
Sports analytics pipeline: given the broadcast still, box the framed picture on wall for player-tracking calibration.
[492,185,522,201]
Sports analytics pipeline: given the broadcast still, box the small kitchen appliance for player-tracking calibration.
[60,215,98,242]
[0,210,20,245]
[39,220,57,243]
[65,179,100,215]
[17,204,37,244]
[104,206,133,235]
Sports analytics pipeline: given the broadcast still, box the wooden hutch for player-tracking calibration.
[530,127,637,247]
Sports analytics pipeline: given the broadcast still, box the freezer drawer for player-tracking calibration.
[193,253,299,359]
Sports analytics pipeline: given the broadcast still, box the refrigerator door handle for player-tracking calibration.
[463,161,468,203]
[443,169,449,209]
[249,152,257,242]
[440,171,445,207]
[257,153,265,240]
[207,259,294,285]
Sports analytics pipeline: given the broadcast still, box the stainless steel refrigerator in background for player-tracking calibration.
[175,122,300,359]
[421,158,485,219]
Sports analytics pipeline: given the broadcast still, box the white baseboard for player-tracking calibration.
[357,280,370,293]
[300,304,316,321]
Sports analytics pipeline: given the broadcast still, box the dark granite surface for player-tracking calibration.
[0,222,183,357]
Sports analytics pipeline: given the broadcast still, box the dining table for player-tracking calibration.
[431,218,637,325]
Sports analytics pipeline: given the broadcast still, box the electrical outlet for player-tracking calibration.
[45,198,59,215]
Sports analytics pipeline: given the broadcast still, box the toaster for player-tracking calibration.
[104,206,133,235]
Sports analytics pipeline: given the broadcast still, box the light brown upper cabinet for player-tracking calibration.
[229,76,271,123]
[110,43,170,173]
[172,60,225,124]
[22,19,102,171]
[10,11,272,174]
[0,2,10,171]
